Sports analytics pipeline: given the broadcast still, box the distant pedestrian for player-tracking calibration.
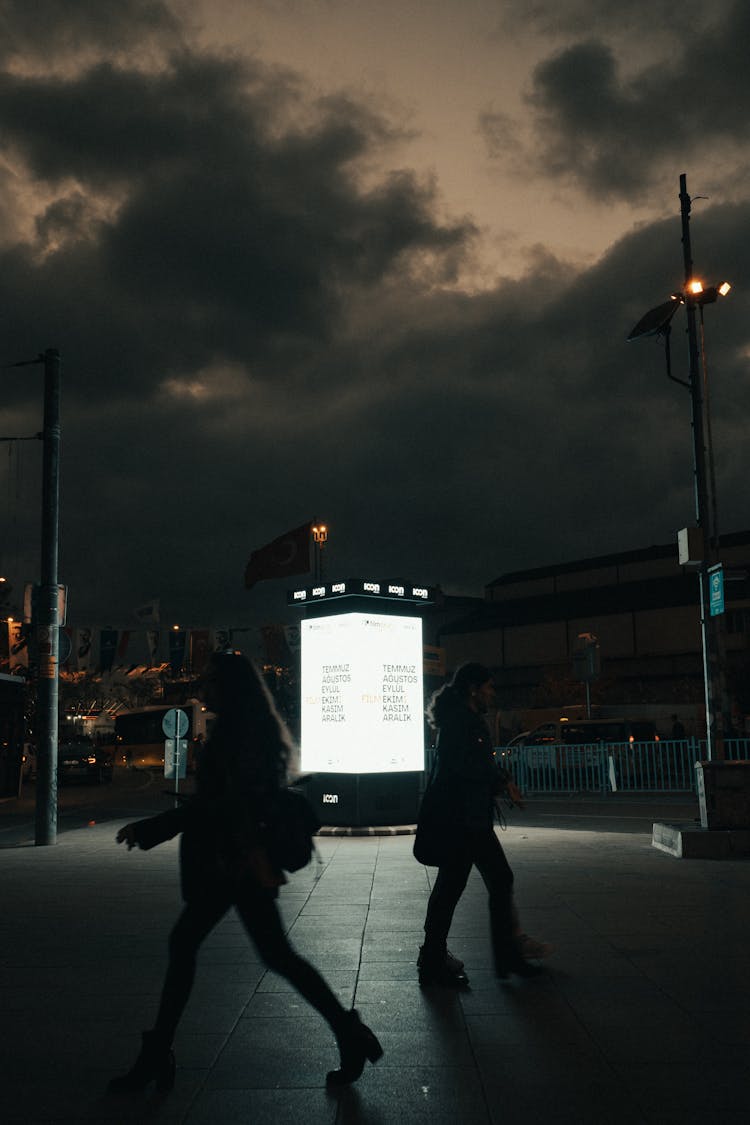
[416,662,543,985]
[671,715,687,740]
[109,650,382,1094]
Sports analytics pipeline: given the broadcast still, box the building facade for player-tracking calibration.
[439,532,750,740]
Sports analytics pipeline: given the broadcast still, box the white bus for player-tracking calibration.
[114,701,211,771]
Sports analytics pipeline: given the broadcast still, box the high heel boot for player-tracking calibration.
[506,955,544,978]
[108,1030,176,1093]
[326,1010,383,1086]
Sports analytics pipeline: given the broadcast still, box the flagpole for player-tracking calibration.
[312,524,328,581]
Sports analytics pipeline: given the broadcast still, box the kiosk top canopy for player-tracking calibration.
[288,578,436,607]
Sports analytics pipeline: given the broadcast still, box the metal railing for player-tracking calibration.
[494,739,750,795]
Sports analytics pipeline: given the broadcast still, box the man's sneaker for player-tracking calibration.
[444,949,465,973]
[418,960,470,988]
[517,933,555,959]
[418,945,465,973]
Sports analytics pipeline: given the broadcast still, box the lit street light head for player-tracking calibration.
[691,281,732,307]
[628,280,732,341]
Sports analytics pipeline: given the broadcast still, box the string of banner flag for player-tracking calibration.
[4,621,302,676]
[1,521,316,675]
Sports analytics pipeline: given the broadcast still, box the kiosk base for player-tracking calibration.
[302,771,422,828]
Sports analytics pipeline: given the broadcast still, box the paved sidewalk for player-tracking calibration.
[2,805,749,1124]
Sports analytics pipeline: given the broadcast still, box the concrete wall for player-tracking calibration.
[635,606,701,655]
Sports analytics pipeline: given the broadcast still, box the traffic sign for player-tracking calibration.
[709,565,725,617]
[162,708,188,739]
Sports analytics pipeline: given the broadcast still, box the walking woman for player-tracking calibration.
[109,650,382,1093]
[417,662,542,986]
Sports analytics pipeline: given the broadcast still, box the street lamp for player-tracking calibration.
[684,280,731,304]
[627,174,732,759]
[311,523,328,582]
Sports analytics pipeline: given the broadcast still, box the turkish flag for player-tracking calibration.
[244,522,312,589]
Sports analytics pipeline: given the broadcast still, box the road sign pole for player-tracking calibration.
[162,708,188,807]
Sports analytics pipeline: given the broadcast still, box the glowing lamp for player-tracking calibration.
[681,280,732,307]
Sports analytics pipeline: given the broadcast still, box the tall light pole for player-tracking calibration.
[35,348,62,843]
[628,175,732,760]
[312,523,328,581]
[3,350,62,835]
[678,177,724,761]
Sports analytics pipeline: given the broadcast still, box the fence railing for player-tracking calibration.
[494,739,750,795]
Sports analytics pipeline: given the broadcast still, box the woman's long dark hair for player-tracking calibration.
[426,662,491,730]
[204,651,293,785]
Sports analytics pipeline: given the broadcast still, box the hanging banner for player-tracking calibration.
[190,630,211,676]
[116,630,132,665]
[58,627,72,666]
[60,626,74,670]
[210,627,232,653]
[284,624,301,654]
[145,629,160,667]
[74,627,94,672]
[133,599,160,626]
[99,628,118,674]
[168,629,187,676]
[8,621,28,670]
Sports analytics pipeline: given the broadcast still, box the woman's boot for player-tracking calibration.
[108,1030,176,1093]
[326,1010,383,1086]
[517,933,555,960]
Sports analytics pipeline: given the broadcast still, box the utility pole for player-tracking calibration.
[679,177,724,761]
[35,348,62,844]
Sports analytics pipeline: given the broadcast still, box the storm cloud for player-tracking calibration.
[525,1,750,200]
[0,0,748,635]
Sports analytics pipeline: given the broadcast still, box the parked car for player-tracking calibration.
[57,738,114,784]
[511,718,659,746]
[499,718,660,783]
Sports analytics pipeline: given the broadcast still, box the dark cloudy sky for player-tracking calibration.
[1,0,748,634]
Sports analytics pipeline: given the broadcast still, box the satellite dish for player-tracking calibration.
[627,299,680,342]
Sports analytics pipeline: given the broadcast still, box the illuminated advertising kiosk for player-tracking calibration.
[288,579,435,826]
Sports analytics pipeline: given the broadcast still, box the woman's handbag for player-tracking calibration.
[413,753,453,866]
[264,785,321,873]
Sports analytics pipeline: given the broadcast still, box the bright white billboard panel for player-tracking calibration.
[301,612,425,773]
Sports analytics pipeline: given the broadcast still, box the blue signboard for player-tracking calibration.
[709,565,725,617]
